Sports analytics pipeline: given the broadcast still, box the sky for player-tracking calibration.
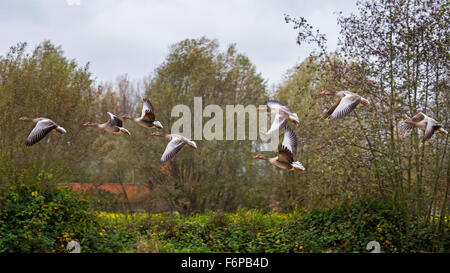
[0,0,359,87]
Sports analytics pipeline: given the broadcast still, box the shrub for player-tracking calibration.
[1,186,447,253]
[0,181,99,253]
[286,199,449,253]
[133,199,448,253]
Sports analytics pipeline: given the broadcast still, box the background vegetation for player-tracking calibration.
[0,0,448,252]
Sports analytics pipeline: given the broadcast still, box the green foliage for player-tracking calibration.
[289,199,449,253]
[0,181,98,253]
[0,187,446,253]
[102,199,448,253]
[80,212,143,253]
[0,176,146,253]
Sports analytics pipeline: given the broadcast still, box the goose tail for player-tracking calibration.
[292,161,305,172]
[120,127,131,136]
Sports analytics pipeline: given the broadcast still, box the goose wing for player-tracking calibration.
[329,93,361,120]
[160,136,187,162]
[141,99,156,122]
[400,122,415,131]
[423,117,440,142]
[400,112,425,131]
[266,100,290,113]
[411,112,426,122]
[107,112,123,127]
[266,112,288,135]
[277,128,297,164]
[26,119,58,146]
[323,98,342,119]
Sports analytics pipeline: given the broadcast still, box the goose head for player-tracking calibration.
[256,106,269,112]
[19,117,32,121]
[82,122,98,127]
[402,119,414,125]
[319,90,336,96]
[253,154,268,160]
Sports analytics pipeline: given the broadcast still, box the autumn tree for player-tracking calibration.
[284,0,449,223]
[0,41,99,185]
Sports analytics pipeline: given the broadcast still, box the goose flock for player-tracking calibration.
[19,90,447,170]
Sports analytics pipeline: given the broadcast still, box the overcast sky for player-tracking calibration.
[0,0,358,86]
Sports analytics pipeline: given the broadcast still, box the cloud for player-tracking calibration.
[0,0,358,85]
[66,0,81,6]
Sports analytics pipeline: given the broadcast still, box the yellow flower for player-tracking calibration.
[376,224,383,233]
[32,191,38,197]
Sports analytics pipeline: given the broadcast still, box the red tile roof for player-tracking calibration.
[65,183,150,202]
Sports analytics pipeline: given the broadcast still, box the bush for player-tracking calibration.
[132,199,448,253]
[81,212,143,253]
[288,199,449,252]
[0,182,99,253]
[1,186,447,253]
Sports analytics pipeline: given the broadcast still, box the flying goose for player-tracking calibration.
[319,90,369,120]
[400,112,447,142]
[121,98,163,129]
[83,112,131,136]
[19,117,67,146]
[253,128,305,172]
[257,100,299,135]
[152,132,197,162]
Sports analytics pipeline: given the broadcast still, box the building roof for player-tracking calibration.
[65,183,150,202]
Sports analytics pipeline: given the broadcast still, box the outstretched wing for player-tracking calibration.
[423,118,440,142]
[400,112,426,131]
[141,99,156,122]
[160,137,186,162]
[266,100,290,113]
[399,122,415,131]
[329,93,361,120]
[411,112,426,122]
[107,112,123,127]
[277,128,297,163]
[26,119,57,146]
[266,112,288,135]
[323,98,341,119]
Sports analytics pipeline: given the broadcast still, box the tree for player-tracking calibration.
[284,0,449,222]
[0,41,99,185]
[125,37,269,214]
